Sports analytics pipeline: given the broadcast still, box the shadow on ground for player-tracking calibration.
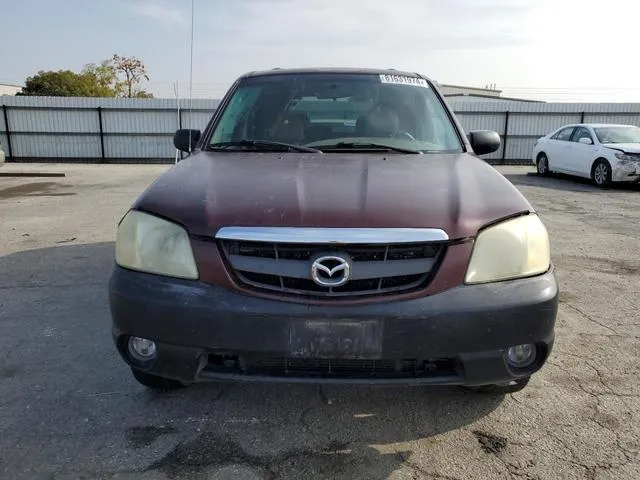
[0,242,506,479]
[504,171,640,193]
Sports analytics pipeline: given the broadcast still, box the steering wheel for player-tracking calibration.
[395,131,416,141]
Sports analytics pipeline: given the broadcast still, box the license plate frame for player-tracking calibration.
[288,319,383,359]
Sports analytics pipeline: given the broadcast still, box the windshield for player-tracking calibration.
[593,126,640,144]
[207,72,463,153]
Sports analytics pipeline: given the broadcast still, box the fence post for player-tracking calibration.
[580,111,585,124]
[2,104,13,161]
[178,108,184,161]
[501,110,510,163]
[97,107,106,162]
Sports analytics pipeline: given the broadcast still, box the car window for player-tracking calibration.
[570,127,592,143]
[210,85,263,143]
[593,126,640,144]
[551,127,575,141]
[207,73,463,153]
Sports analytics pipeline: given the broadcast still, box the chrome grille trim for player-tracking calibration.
[218,236,446,299]
[228,254,437,280]
[215,226,449,244]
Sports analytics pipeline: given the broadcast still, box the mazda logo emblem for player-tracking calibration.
[310,255,351,287]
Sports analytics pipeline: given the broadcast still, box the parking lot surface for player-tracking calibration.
[0,164,639,480]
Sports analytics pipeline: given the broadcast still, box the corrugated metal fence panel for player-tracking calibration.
[452,101,640,113]
[3,96,640,162]
[506,137,537,162]
[11,134,101,158]
[453,101,640,160]
[455,112,505,134]
[583,114,640,125]
[105,135,174,159]
[0,107,7,156]
[1,96,220,110]
[102,109,178,134]
[508,113,582,136]
[9,108,99,133]
[181,110,214,130]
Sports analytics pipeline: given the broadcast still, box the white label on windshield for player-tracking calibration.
[379,74,429,88]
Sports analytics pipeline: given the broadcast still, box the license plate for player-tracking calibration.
[288,320,383,359]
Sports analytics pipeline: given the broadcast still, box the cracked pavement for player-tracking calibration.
[0,164,638,479]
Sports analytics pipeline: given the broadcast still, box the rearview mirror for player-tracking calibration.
[173,129,201,153]
[578,137,593,145]
[468,130,501,155]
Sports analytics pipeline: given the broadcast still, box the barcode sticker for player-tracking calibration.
[379,74,429,88]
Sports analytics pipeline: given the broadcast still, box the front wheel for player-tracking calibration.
[536,153,550,176]
[592,159,612,188]
[131,368,186,390]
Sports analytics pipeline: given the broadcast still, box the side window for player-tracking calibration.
[551,127,575,141]
[571,127,593,143]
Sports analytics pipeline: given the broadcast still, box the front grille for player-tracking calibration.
[219,240,445,298]
[202,354,460,379]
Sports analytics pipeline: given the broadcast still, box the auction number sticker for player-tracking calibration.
[379,74,429,88]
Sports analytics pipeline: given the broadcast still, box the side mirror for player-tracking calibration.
[173,129,201,153]
[468,130,501,155]
[578,137,593,145]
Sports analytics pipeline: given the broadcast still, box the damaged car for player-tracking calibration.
[533,123,640,187]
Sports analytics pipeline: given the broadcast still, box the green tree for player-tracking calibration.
[19,69,117,97]
[81,60,117,92]
[19,55,154,98]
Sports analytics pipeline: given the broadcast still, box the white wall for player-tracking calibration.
[0,85,22,96]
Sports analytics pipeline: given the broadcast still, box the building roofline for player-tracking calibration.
[444,93,544,103]
[440,83,502,94]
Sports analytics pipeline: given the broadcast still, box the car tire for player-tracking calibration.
[591,158,612,188]
[464,376,531,394]
[536,153,550,176]
[131,368,186,390]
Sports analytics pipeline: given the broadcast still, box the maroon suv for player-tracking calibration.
[109,68,558,393]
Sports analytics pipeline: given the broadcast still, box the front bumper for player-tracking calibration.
[612,161,640,182]
[108,266,558,386]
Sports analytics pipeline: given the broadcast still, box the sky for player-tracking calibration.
[3,0,639,102]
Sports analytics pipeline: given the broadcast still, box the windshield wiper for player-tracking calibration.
[206,140,322,153]
[313,142,422,154]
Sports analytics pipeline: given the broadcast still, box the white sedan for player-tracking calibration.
[532,123,640,187]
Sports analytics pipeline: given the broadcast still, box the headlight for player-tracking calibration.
[614,152,640,162]
[115,210,198,279]
[465,214,550,284]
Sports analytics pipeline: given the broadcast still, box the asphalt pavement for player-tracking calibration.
[0,164,638,479]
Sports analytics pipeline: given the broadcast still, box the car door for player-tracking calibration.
[567,126,597,177]
[545,126,575,172]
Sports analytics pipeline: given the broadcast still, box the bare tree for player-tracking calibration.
[111,54,152,98]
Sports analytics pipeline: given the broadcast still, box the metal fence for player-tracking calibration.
[0,97,219,164]
[2,96,640,164]
[448,100,640,163]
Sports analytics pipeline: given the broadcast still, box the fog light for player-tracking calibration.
[128,336,157,362]
[506,344,536,368]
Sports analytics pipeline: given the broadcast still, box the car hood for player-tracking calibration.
[133,151,533,240]
[603,143,640,154]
